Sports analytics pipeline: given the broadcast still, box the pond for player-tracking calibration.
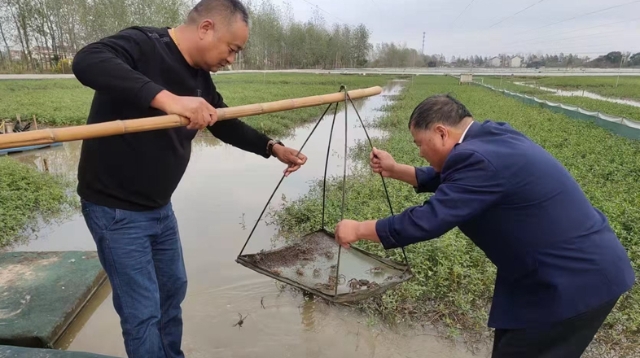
[7,81,486,358]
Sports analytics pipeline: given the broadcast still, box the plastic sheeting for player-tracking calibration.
[474,82,640,140]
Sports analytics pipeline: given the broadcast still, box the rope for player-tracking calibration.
[345,91,410,266]
[238,84,411,284]
[237,101,337,257]
[321,102,339,229]
[332,85,348,296]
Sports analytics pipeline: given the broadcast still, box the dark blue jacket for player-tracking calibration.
[375,120,635,329]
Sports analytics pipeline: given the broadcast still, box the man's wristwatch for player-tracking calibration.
[267,139,284,157]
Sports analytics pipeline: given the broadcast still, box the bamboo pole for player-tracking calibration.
[0,86,382,150]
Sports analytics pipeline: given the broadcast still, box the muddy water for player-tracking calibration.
[512,82,640,108]
[9,81,487,358]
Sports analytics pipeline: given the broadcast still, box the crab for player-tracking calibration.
[328,274,346,285]
[233,313,249,328]
[296,268,304,276]
[348,278,362,292]
[366,281,380,290]
[329,264,337,275]
[313,268,321,278]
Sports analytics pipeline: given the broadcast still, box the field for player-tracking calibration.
[532,76,640,101]
[0,73,394,133]
[271,75,640,356]
[477,76,640,122]
[1,73,639,355]
[0,156,77,248]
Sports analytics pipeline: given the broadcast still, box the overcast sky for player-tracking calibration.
[270,0,640,58]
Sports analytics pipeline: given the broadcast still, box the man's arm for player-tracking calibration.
[386,164,440,192]
[374,150,504,249]
[386,163,418,186]
[206,91,273,158]
[372,148,440,191]
[72,27,164,108]
[413,166,441,193]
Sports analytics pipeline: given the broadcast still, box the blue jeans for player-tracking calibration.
[81,199,187,358]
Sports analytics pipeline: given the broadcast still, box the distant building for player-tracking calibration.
[510,56,523,68]
[9,50,22,61]
[489,57,501,67]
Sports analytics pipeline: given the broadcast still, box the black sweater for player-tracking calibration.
[72,26,273,211]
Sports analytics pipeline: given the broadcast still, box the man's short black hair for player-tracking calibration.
[187,0,249,25]
[408,94,473,130]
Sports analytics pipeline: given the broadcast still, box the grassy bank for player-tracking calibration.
[0,157,77,249]
[0,73,392,137]
[477,76,640,122]
[271,75,640,356]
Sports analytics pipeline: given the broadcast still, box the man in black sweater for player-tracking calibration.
[72,0,307,357]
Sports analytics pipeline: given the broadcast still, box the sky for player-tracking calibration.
[270,0,640,58]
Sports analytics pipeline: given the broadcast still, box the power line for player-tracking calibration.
[440,16,639,55]
[487,0,546,29]
[521,39,636,54]
[452,0,477,24]
[518,28,629,47]
[298,0,347,24]
[500,16,640,47]
[512,0,640,36]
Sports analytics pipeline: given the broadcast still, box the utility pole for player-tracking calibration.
[421,32,425,55]
[616,53,627,88]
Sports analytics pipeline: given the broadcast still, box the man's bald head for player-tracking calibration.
[176,0,249,72]
[186,0,249,26]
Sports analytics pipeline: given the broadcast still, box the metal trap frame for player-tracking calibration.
[236,85,413,303]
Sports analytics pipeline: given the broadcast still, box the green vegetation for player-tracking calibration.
[1,73,639,355]
[533,76,640,100]
[0,157,77,249]
[0,79,93,126]
[482,75,640,101]
[476,76,640,122]
[534,95,640,122]
[0,73,391,135]
[271,75,640,355]
[475,76,549,96]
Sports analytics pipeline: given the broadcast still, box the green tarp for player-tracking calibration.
[0,251,106,348]
[0,345,117,358]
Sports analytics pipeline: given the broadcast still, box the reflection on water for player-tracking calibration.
[9,141,82,181]
[300,293,316,332]
[54,280,112,350]
[8,81,486,358]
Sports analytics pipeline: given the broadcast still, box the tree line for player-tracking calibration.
[0,0,371,72]
[0,0,637,73]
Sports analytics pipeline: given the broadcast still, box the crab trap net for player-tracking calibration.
[236,86,413,303]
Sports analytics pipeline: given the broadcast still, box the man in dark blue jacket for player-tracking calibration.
[334,94,635,357]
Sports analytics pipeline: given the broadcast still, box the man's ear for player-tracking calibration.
[198,19,214,38]
[436,124,447,141]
